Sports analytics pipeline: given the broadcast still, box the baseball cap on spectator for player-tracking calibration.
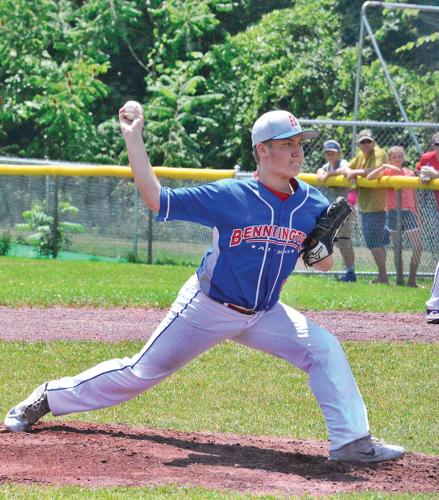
[251,110,319,147]
[323,140,341,152]
[357,129,375,143]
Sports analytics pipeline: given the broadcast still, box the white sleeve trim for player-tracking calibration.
[163,189,171,221]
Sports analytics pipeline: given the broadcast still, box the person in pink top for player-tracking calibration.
[367,146,423,287]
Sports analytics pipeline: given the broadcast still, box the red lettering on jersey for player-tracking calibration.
[243,226,252,239]
[262,225,270,237]
[229,224,307,247]
[230,229,243,246]
[280,227,289,241]
[288,228,298,241]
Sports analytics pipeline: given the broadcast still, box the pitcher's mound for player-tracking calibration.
[1,422,438,495]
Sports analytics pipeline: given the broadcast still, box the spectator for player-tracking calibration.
[416,131,439,208]
[367,146,423,288]
[317,140,356,282]
[416,132,439,322]
[342,130,389,284]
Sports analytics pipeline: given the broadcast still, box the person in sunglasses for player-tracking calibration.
[341,129,389,284]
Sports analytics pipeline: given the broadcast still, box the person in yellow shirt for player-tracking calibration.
[341,129,389,284]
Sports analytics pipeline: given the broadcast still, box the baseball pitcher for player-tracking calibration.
[4,106,405,463]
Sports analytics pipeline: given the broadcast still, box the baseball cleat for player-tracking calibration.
[329,435,405,463]
[4,383,50,432]
[426,309,439,324]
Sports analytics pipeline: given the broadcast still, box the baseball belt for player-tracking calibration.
[222,302,256,315]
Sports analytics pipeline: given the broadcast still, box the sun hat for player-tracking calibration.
[357,129,375,143]
[251,110,319,147]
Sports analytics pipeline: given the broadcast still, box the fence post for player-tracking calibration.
[52,177,59,258]
[133,188,139,259]
[147,209,153,264]
[395,190,403,285]
[45,176,50,212]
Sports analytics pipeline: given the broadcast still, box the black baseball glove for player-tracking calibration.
[302,196,352,267]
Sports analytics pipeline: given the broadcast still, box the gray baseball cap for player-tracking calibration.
[251,110,319,147]
[323,139,341,152]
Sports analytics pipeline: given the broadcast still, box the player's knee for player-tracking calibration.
[130,349,183,380]
[312,331,344,363]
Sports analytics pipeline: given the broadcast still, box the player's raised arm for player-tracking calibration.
[119,101,161,212]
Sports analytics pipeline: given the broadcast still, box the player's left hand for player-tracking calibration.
[302,197,352,267]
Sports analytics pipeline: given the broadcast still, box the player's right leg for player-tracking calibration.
[234,302,404,463]
[426,259,439,323]
[4,275,239,432]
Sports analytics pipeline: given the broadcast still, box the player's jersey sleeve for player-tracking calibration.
[157,181,229,227]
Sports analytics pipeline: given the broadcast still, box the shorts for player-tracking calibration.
[361,211,390,249]
[335,212,354,248]
[386,209,419,232]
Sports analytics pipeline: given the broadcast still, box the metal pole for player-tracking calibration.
[147,209,153,264]
[133,188,139,259]
[52,177,59,258]
[362,1,439,16]
[361,2,427,152]
[395,190,403,285]
[46,176,50,211]
[352,16,365,157]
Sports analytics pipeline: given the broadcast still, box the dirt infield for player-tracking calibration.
[0,306,438,495]
[0,422,437,495]
[0,306,437,343]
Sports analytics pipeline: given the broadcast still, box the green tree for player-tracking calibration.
[16,202,84,258]
[145,59,223,167]
[205,0,344,168]
[0,0,144,161]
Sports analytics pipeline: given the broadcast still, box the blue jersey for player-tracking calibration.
[157,177,329,311]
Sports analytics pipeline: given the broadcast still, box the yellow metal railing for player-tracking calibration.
[0,164,438,190]
[299,173,439,190]
[0,164,235,181]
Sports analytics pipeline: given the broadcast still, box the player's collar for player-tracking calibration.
[289,177,299,193]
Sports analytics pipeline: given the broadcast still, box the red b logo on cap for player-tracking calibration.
[288,114,298,127]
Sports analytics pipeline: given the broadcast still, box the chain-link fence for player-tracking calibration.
[0,119,438,279]
[298,119,439,172]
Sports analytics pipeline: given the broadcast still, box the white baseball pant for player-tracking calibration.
[47,274,369,450]
[427,260,439,310]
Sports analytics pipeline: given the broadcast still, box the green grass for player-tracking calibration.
[0,257,431,310]
[0,257,436,498]
[0,484,264,499]
[1,341,437,455]
[1,485,437,499]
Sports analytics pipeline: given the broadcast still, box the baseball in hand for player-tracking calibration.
[123,101,142,121]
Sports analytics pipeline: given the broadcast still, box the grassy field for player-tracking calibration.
[0,257,437,499]
[0,257,431,310]
[5,485,438,499]
[0,340,437,454]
